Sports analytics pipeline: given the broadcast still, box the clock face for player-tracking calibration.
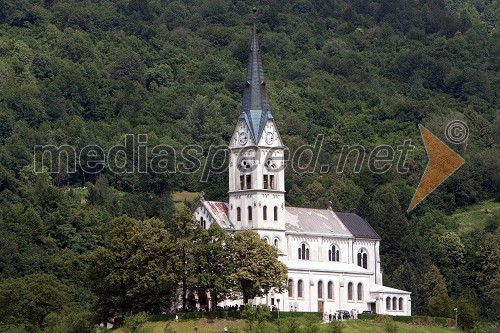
[238,132,248,145]
[265,132,274,145]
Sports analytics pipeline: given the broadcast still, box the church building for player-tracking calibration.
[193,25,411,316]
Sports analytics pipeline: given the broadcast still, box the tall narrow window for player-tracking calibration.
[274,206,278,221]
[318,281,323,299]
[329,245,340,262]
[248,206,252,221]
[288,279,293,298]
[386,297,391,310]
[298,280,303,298]
[237,207,241,221]
[327,281,333,299]
[298,243,310,260]
[274,238,278,247]
[392,297,397,311]
[240,175,244,190]
[246,175,252,189]
[263,175,268,189]
[270,175,275,189]
[263,206,267,220]
[399,297,403,311]
[358,249,368,269]
[357,283,363,301]
[347,282,353,301]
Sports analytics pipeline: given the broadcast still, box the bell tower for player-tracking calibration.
[227,24,286,236]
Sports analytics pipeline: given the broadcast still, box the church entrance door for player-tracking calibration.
[318,301,324,312]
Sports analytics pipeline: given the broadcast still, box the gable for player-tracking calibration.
[194,200,232,229]
[230,119,255,148]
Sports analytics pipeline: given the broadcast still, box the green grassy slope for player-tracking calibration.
[114,318,460,333]
[451,199,500,235]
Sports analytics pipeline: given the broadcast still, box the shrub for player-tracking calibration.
[123,313,148,333]
[303,322,320,333]
[383,316,398,333]
[286,317,300,333]
[326,320,345,333]
[357,314,378,320]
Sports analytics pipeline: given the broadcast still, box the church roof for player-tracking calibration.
[335,212,380,240]
[200,200,233,228]
[287,260,372,275]
[198,202,379,239]
[240,24,273,143]
[285,207,352,236]
[370,284,411,295]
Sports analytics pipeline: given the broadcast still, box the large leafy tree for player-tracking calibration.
[229,230,288,304]
[0,274,69,331]
[168,206,202,310]
[193,223,234,309]
[86,216,178,315]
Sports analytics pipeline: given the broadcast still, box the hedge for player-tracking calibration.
[358,314,452,327]
[149,311,322,322]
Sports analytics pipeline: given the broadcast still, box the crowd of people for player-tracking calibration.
[324,309,359,322]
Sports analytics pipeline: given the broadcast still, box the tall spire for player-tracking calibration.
[240,20,273,144]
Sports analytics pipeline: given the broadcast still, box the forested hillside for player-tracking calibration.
[0,0,498,331]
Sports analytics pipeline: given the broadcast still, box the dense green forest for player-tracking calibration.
[0,0,498,331]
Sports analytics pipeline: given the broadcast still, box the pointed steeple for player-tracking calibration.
[239,23,273,144]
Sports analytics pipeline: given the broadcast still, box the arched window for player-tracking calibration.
[274,238,278,247]
[327,281,333,299]
[318,281,323,299]
[329,245,340,261]
[248,206,252,221]
[392,297,397,311]
[262,237,269,244]
[237,207,241,221]
[298,243,310,260]
[399,297,403,311]
[274,206,278,221]
[288,279,293,298]
[386,297,391,310]
[298,280,303,298]
[263,206,267,220]
[357,283,363,301]
[357,249,368,269]
[347,282,353,301]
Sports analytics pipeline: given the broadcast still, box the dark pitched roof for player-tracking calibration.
[240,24,273,143]
[336,212,380,240]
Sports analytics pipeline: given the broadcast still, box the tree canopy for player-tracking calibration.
[0,0,498,330]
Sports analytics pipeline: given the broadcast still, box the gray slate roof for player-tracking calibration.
[285,207,351,236]
[285,207,380,240]
[336,212,380,239]
[240,24,272,143]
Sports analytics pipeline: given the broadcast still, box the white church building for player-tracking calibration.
[193,25,411,316]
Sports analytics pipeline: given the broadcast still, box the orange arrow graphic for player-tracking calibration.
[408,125,465,211]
